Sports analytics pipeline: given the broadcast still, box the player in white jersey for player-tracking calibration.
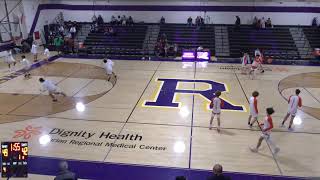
[39,78,67,102]
[209,91,224,133]
[281,89,302,130]
[103,58,116,81]
[4,50,16,71]
[43,47,50,62]
[248,91,259,128]
[21,55,32,79]
[31,41,38,62]
[241,52,250,74]
[250,107,280,155]
[248,55,263,80]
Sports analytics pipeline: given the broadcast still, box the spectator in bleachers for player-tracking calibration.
[58,25,64,36]
[111,15,117,25]
[197,46,204,51]
[252,16,258,28]
[187,16,193,26]
[97,15,104,26]
[54,161,77,180]
[255,48,262,57]
[196,16,201,26]
[117,16,121,25]
[90,23,97,33]
[128,16,134,26]
[261,17,266,29]
[207,164,231,180]
[256,18,261,29]
[70,24,77,39]
[176,176,186,180]
[201,16,205,26]
[121,15,127,26]
[266,18,273,28]
[160,16,165,25]
[54,36,64,54]
[235,16,241,29]
[92,14,97,23]
[174,43,178,57]
[312,17,318,27]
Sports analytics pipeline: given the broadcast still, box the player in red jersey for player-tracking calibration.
[209,91,224,133]
[281,89,302,130]
[250,107,280,154]
[248,91,259,128]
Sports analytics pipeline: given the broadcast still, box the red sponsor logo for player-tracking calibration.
[13,125,42,139]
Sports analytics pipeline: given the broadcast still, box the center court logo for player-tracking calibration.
[143,78,245,111]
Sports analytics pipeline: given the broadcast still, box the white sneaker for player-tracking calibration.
[250,147,258,153]
[288,127,294,132]
[280,124,285,128]
[273,147,280,155]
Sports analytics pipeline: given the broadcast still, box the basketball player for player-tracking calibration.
[21,55,32,79]
[281,89,302,130]
[39,78,67,102]
[43,47,50,62]
[31,41,38,62]
[241,52,250,74]
[250,107,280,155]
[103,58,116,81]
[248,54,263,79]
[209,91,224,133]
[248,91,259,128]
[4,50,16,71]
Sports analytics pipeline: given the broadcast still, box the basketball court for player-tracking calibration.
[0,55,319,179]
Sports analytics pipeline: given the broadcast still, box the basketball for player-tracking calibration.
[267,58,273,64]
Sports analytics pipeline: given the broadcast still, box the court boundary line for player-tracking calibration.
[234,72,283,175]
[24,155,304,179]
[188,62,196,169]
[303,87,320,104]
[102,62,162,161]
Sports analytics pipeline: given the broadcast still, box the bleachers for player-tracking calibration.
[303,27,320,49]
[158,24,215,55]
[228,25,300,60]
[80,24,147,57]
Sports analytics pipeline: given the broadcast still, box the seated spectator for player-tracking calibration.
[197,46,204,51]
[200,16,205,25]
[160,16,165,25]
[255,48,262,57]
[174,43,178,57]
[235,16,241,29]
[266,18,272,28]
[54,36,64,54]
[252,16,258,28]
[128,16,134,26]
[256,18,261,29]
[90,23,97,33]
[97,15,104,26]
[196,16,201,26]
[58,25,64,36]
[121,15,127,26]
[117,15,121,25]
[261,17,266,29]
[104,27,115,36]
[69,25,76,39]
[312,17,318,27]
[92,14,97,23]
[176,176,186,180]
[54,161,77,180]
[111,15,117,25]
[187,16,193,26]
[207,164,231,180]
